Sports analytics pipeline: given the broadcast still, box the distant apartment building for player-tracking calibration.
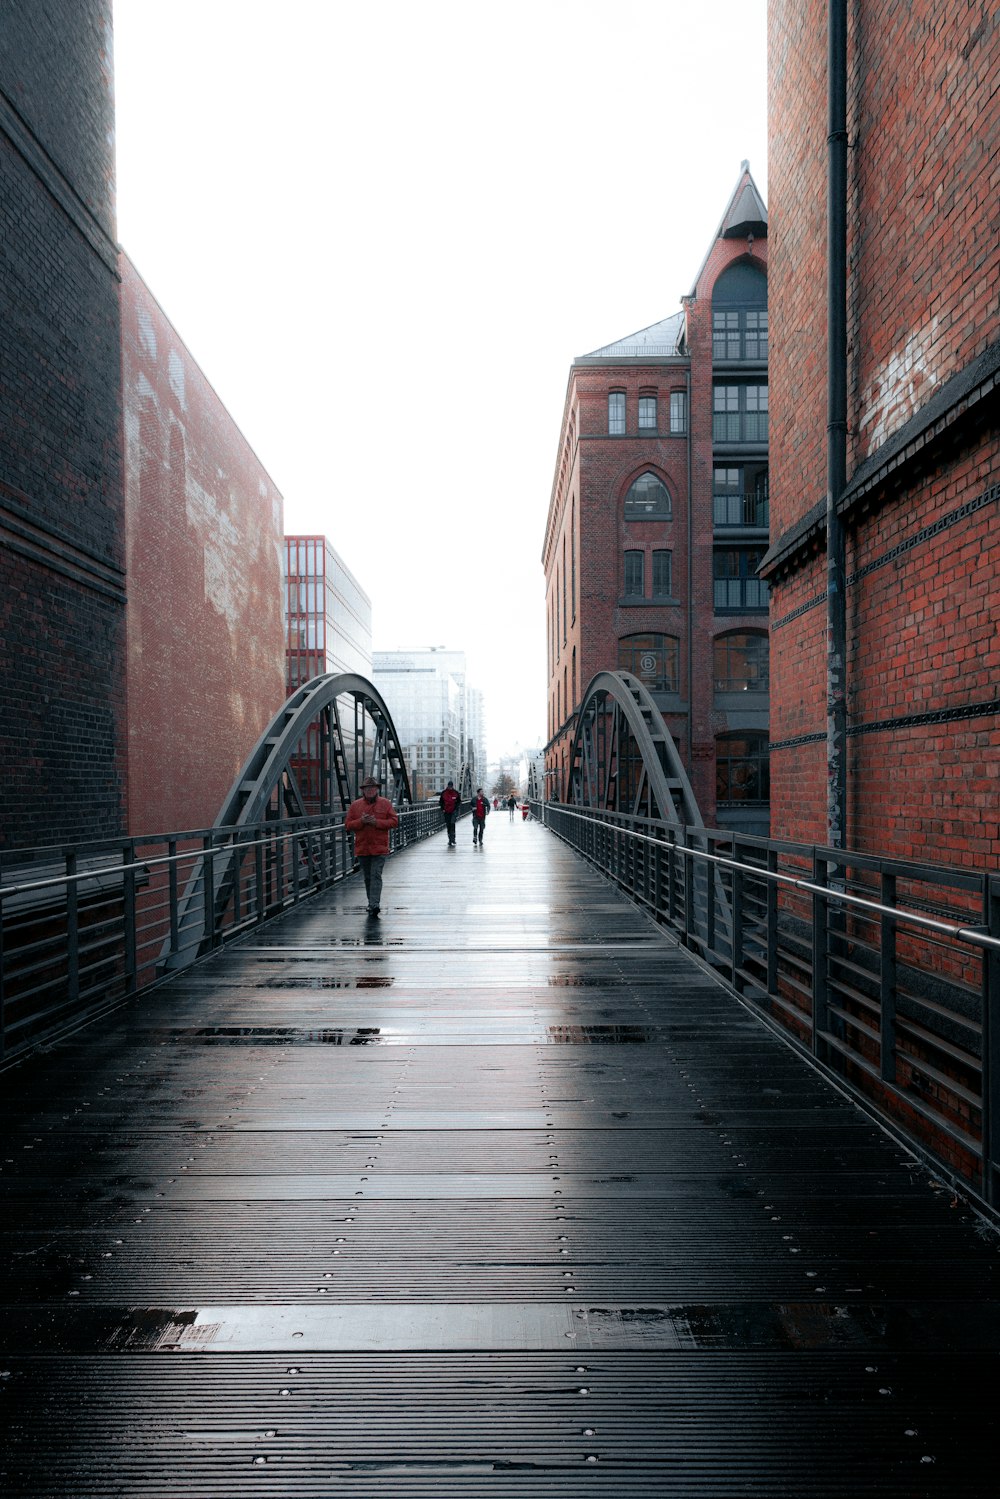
[372,649,485,802]
[542,165,769,833]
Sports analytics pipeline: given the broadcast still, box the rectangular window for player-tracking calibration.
[624,550,644,598]
[745,310,768,361]
[608,391,625,435]
[713,310,741,361]
[713,383,768,443]
[652,549,672,596]
[669,390,687,434]
[638,394,657,431]
[713,548,769,611]
[713,463,770,527]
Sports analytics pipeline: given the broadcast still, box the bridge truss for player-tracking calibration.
[163,674,413,968]
[566,671,702,826]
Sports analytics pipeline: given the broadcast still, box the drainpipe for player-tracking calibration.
[685,366,694,771]
[827,0,848,849]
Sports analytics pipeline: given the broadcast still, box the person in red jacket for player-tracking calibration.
[438,779,460,846]
[345,775,399,916]
[471,787,490,845]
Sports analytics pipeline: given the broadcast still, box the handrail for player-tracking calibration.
[0,803,449,1068]
[534,798,1000,1210]
[544,804,1000,954]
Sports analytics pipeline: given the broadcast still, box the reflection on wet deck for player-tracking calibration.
[1,815,997,1494]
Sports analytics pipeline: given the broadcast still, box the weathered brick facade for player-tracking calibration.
[0,1,127,850]
[121,257,287,837]
[543,170,770,830]
[766,0,1000,867]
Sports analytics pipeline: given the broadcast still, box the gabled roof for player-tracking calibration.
[686,160,768,297]
[722,178,768,239]
[578,311,685,361]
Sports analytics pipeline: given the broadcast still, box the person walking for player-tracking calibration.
[439,779,460,846]
[471,787,490,845]
[345,775,399,916]
[507,794,517,821]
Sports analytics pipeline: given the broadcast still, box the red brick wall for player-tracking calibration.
[121,256,287,836]
[767,0,1000,866]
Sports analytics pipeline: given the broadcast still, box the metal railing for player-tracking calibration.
[534,800,1000,1210]
[0,803,449,1067]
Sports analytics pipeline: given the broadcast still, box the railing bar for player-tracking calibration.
[542,808,1000,953]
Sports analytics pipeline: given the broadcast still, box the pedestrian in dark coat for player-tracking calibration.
[472,787,490,845]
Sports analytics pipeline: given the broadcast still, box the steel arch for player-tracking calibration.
[566,671,703,827]
[162,674,412,970]
[217,672,413,826]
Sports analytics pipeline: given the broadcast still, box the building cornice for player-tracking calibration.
[761,331,1000,579]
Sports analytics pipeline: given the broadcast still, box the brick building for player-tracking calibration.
[543,166,770,832]
[0,1,127,849]
[764,1,1000,866]
[122,256,286,836]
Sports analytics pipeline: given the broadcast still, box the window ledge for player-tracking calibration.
[619,597,681,608]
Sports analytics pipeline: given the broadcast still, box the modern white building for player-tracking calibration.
[372,648,486,801]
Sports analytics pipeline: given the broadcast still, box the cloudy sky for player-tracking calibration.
[111,0,768,760]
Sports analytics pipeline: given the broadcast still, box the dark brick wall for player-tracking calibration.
[0,0,126,851]
[767,0,1000,867]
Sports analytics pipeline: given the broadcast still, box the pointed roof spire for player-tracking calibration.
[686,162,768,297]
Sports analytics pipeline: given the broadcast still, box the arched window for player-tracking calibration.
[712,261,768,362]
[716,732,770,805]
[618,633,679,694]
[713,631,769,693]
[623,472,671,519]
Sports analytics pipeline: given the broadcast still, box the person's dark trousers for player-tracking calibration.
[444,814,456,845]
[473,818,485,844]
[359,854,386,911]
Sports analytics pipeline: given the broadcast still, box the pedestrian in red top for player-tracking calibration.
[471,787,490,845]
[439,779,461,847]
[345,776,399,916]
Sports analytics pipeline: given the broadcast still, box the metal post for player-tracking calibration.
[122,843,137,994]
[766,847,779,996]
[203,835,217,949]
[982,874,1000,1206]
[732,840,745,992]
[66,849,80,1008]
[812,849,831,1054]
[879,872,897,1082]
[168,839,179,955]
[255,836,266,927]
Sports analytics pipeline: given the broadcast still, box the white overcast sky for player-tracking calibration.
[111,0,768,760]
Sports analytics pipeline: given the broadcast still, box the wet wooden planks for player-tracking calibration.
[1,815,998,1496]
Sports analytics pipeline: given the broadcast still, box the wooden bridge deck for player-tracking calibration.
[1,814,998,1495]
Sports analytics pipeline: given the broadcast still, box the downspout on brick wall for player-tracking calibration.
[685,367,694,769]
[827,0,849,847]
